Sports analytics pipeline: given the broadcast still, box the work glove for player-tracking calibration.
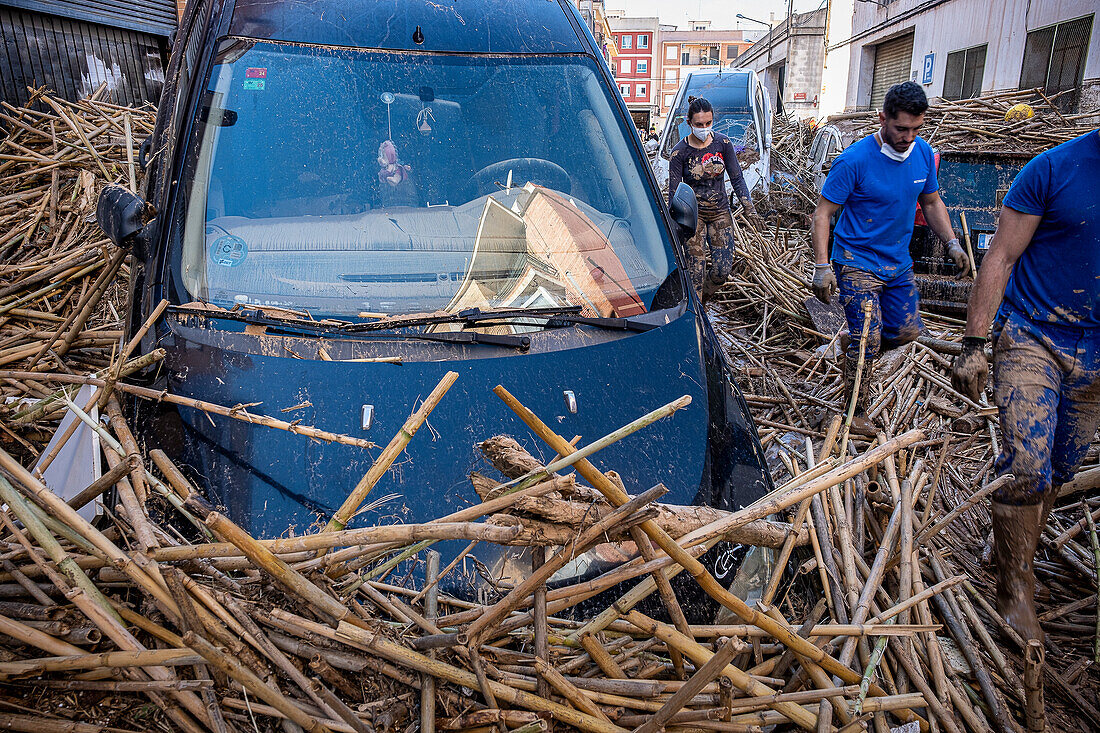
[745,207,766,230]
[812,264,837,304]
[946,238,970,275]
[951,336,988,402]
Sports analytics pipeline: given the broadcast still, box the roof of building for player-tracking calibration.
[226,0,585,54]
[608,16,659,31]
[660,29,747,43]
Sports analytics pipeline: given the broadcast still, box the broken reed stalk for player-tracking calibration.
[1023,639,1045,733]
[323,370,459,533]
[1086,507,1100,663]
[634,636,742,733]
[840,299,873,454]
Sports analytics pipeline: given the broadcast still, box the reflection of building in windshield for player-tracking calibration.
[444,184,646,330]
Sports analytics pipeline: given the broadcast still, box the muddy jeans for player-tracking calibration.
[992,309,1100,505]
[686,210,736,300]
[835,264,923,361]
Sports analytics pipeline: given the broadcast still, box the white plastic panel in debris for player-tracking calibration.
[34,384,102,521]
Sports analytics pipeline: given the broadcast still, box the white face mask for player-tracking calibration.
[877,132,914,162]
[691,125,712,141]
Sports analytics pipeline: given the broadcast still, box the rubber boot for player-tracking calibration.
[1040,486,1060,530]
[842,354,877,437]
[991,500,1043,642]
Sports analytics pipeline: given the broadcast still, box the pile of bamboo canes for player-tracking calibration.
[0,89,1097,733]
[826,88,1099,155]
[0,363,975,733]
[0,87,152,460]
[753,115,819,230]
[710,220,1100,731]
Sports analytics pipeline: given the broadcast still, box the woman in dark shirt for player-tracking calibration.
[668,96,760,301]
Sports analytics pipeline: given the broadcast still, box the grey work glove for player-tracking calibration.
[951,336,988,402]
[812,263,837,304]
[745,206,766,230]
[946,238,970,275]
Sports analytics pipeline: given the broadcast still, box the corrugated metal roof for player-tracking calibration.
[0,0,177,36]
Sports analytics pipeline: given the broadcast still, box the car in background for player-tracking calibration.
[652,68,772,200]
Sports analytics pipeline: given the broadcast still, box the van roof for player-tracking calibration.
[227,0,586,54]
[678,69,752,112]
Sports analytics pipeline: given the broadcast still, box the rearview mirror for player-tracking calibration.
[669,182,698,241]
[96,184,153,249]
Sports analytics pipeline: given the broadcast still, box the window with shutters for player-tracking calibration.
[870,32,915,111]
[1020,15,1093,111]
[637,59,648,74]
[943,44,986,100]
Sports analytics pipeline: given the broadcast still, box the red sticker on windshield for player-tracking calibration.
[245,67,267,78]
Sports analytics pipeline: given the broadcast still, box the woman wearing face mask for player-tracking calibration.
[668,96,761,302]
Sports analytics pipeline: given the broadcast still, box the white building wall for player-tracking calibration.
[821,0,1099,116]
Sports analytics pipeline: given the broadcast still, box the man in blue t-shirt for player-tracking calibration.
[952,129,1100,642]
[811,82,968,434]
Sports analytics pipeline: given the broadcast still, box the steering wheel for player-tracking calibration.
[469,158,572,198]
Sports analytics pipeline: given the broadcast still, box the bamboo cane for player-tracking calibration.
[323,371,458,533]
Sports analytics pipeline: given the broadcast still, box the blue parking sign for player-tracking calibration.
[923,54,934,85]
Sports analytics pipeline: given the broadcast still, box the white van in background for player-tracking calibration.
[652,68,772,200]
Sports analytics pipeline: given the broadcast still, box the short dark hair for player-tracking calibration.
[882,82,928,118]
[687,95,713,123]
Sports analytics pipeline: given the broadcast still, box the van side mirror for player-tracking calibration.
[669,182,698,241]
[96,184,153,249]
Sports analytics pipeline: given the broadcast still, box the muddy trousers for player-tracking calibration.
[992,309,1100,505]
[835,264,923,362]
[686,211,736,301]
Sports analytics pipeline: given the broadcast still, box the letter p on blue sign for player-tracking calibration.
[922,54,934,85]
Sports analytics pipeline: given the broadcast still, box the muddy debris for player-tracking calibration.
[0,89,1098,733]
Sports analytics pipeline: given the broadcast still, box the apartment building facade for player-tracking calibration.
[607,13,659,130]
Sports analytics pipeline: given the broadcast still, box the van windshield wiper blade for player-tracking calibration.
[338,306,584,333]
[462,309,657,333]
[396,330,531,350]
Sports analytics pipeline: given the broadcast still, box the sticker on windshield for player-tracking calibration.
[245,67,267,78]
[209,235,247,267]
[243,79,265,91]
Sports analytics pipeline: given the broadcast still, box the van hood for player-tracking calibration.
[146,310,751,538]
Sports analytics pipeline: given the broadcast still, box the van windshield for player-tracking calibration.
[177,40,676,322]
[661,72,758,159]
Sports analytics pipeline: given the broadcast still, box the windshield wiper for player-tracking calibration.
[170,304,531,349]
[401,330,531,350]
[338,305,583,333]
[461,309,657,333]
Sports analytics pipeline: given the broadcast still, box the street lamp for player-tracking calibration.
[735,13,770,27]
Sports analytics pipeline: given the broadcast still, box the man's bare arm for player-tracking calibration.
[917,190,956,244]
[964,206,1042,338]
[811,196,841,265]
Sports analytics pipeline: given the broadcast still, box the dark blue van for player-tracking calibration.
[99,0,771,601]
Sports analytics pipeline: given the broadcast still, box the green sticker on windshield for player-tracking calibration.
[243,79,265,91]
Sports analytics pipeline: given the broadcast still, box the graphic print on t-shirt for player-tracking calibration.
[693,151,726,179]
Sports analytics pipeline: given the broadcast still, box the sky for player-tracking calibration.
[607,0,827,34]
